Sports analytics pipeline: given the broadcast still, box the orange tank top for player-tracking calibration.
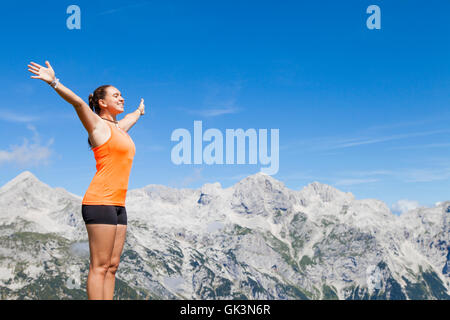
[82,121,136,206]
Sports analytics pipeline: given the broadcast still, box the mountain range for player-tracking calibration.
[0,171,448,299]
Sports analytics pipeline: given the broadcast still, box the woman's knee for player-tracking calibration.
[90,261,111,276]
[107,258,120,275]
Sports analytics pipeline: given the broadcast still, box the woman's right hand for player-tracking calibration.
[28,61,56,84]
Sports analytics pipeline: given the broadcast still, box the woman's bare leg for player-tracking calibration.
[86,224,117,300]
[103,224,127,300]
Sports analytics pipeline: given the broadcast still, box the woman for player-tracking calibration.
[27,60,145,300]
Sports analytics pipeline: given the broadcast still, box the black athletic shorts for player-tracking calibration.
[81,205,127,225]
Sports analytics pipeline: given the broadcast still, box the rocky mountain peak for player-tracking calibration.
[300,181,354,203]
[233,172,287,192]
[0,171,44,193]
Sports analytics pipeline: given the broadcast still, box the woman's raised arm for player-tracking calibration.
[28,60,101,134]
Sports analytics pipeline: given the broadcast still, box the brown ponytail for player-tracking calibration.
[87,85,112,149]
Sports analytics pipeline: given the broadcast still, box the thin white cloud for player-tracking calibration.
[187,106,240,117]
[336,166,450,183]
[282,129,450,152]
[181,80,243,117]
[362,117,449,133]
[334,178,379,186]
[388,143,450,150]
[0,109,40,123]
[98,1,152,15]
[401,168,450,183]
[0,125,54,167]
[340,170,393,177]
[329,130,449,150]
[392,199,420,214]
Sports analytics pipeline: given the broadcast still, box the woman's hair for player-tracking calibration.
[87,85,112,149]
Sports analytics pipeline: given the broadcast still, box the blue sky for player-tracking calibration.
[0,0,449,212]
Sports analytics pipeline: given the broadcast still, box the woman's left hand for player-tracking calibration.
[138,98,145,115]
[28,61,56,84]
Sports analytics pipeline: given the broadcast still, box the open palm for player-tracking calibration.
[27,61,55,84]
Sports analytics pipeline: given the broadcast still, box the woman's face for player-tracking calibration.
[100,86,124,114]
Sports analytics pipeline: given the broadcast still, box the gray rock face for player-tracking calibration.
[0,171,448,300]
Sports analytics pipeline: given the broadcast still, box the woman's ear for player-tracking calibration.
[98,98,107,109]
